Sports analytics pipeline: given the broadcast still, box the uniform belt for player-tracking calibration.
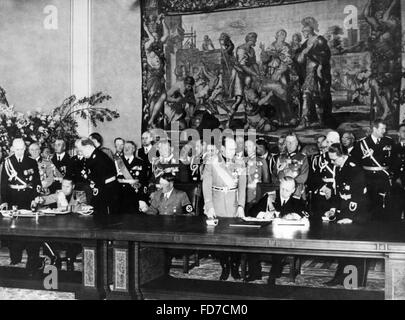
[10,185,28,191]
[363,166,389,171]
[212,186,237,192]
[105,176,116,184]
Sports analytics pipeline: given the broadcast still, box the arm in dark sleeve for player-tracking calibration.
[1,161,9,203]
[247,195,268,217]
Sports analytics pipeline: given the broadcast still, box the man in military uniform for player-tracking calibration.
[142,173,194,216]
[274,133,309,199]
[77,138,120,215]
[269,135,286,184]
[352,119,393,220]
[70,139,93,204]
[116,141,148,214]
[89,132,115,160]
[324,144,370,287]
[0,139,43,272]
[151,140,179,183]
[307,132,340,218]
[177,139,207,183]
[28,142,54,195]
[50,139,72,193]
[245,139,270,208]
[202,137,246,281]
[114,137,125,158]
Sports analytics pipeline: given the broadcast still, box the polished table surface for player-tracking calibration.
[1,214,405,254]
[1,214,405,300]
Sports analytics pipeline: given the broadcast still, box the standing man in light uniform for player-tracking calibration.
[203,137,246,281]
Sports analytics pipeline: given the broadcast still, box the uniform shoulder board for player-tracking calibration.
[349,162,356,167]
[385,136,393,140]
[359,137,366,141]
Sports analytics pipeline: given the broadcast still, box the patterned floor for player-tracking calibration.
[0,247,384,300]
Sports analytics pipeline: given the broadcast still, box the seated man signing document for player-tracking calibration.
[245,177,308,284]
[31,177,87,271]
[32,177,87,211]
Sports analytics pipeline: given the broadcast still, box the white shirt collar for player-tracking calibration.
[371,135,380,145]
[126,155,134,163]
[164,188,174,199]
[57,152,66,160]
[347,146,354,153]
[144,145,152,153]
[280,196,289,206]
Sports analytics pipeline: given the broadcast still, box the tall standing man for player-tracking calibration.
[203,137,246,281]
[352,119,393,220]
[1,139,43,272]
[77,138,120,215]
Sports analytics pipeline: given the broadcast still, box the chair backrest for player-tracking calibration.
[256,183,278,203]
[174,182,203,216]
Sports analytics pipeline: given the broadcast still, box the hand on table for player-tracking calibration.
[236,206,245,219]
[283,213,302,221]
[205,208,216,220]
[337,218,353,225]
[139,201,148,213]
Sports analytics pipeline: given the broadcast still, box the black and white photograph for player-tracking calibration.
[0,0,404,305]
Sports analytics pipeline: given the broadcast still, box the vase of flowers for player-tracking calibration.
[0,87,120,156]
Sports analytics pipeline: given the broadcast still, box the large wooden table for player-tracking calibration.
[1,214,405,300]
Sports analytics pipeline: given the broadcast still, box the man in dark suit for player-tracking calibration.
[323,144,370,287]
[77,138,120,215]
[1,139,43,273]
[137,131,154,164]
[50,139,72,193]
[117,141,148,214]
[246,177,307,284]
[341,132,356,157]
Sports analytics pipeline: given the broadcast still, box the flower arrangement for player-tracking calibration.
[0,87,119,156]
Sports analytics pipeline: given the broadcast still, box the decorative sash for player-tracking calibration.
[212,161,237,189]
[360,140,390,182]
[4,158,30,189]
